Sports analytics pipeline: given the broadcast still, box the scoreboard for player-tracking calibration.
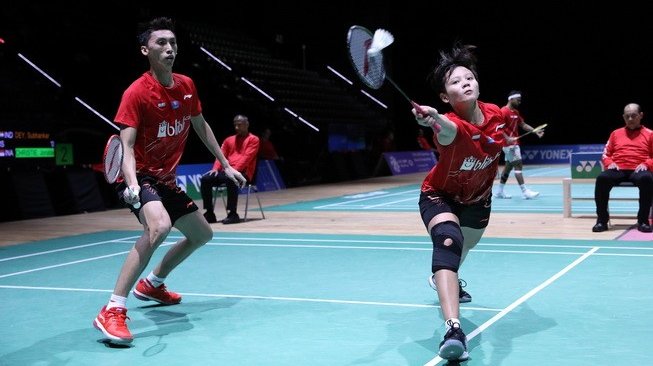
[0,130,56,167]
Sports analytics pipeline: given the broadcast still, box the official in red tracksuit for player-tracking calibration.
[592,103,653,233]
[200,114,259,224]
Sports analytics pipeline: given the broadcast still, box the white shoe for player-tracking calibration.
[494,191,512,199]
[522,189,540,199]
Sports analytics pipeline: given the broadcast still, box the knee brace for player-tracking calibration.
[430,221,464,273]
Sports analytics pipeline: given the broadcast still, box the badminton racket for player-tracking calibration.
[346,25,425,115]
[103,134,140,209]
[516,123,547,139]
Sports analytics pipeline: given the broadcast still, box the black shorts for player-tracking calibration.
[418,191,492,229]
[116,175,198,225]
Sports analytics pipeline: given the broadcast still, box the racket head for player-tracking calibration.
[533,123,548,132]
[103,134,123,184]
[346,25,386,89]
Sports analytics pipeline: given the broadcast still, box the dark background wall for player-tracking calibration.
[3,2,652,147]
[0,1,651,220]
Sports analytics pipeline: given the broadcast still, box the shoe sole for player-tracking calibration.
[439,339,466,360]
[428,275,472,303]
[93,318,133,344]
[132,289,181,305]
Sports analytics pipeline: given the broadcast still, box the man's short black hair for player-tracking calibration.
[137,17,175,46]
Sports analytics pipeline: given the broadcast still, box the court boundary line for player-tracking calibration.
[423,247,599,366]
[0,284,502,312]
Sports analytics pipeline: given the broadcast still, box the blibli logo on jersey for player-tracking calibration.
[459,152,501,171]
[157,118,187,138]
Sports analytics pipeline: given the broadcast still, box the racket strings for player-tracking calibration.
[104,136,123,183]
[348,27,385,89]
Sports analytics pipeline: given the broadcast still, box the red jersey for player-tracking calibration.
[602,126,653,170]
[421,101,507,204]
[212,133,260,179]
[115,72,201,187]
[500,106,523,146]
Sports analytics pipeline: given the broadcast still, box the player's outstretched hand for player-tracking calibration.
[413,105,442,132]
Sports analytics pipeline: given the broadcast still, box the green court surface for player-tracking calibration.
[2,231,652,365]
[266,182,639,215]
[266,164,640,215]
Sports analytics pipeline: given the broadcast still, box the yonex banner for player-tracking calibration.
[570,152,603,179]
[521,144,604,164]
[176,163,212,200]
[176,160,285,200]
[383,151,437,175]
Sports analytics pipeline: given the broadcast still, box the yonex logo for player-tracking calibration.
[576,160,601,172]
[525,151,537,160]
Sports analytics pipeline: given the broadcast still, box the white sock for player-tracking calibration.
[147,272,165,288]
[520,184,527,192]
[498,183,505,192]
[107,294,127,309]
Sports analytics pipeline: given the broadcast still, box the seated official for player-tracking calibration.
[593,103,653,233]
[200,114,259,224]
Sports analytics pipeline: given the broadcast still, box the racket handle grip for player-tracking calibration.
[411,101,441,132]
[133,202,141,209]
[410,101,426,115]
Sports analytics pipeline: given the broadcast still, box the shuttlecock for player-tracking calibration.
[367,28,394,56]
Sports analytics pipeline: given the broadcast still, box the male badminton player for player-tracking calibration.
[494,90,544,199]
[412,42,509,361]
[93,17,245,345]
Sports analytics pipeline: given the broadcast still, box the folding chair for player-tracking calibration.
[212,179,265,221]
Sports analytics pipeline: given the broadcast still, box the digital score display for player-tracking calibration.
[0,130,56,166]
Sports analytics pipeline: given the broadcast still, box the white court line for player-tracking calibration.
[365,196,418,208]
[314,189,416,209]
[207,242,608,257]
[0,236,653,278]
[3,236,651,268]
[0,236,140,262]
[0,241,173,278]
[0,250,131,279]
[0,284,502,312]
[3,240,650,281]
[196,236,653,251]
[423,247,599,366]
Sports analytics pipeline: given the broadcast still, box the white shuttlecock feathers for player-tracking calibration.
[367,28,394,56]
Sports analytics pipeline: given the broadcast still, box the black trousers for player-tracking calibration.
[594,169,653,224]
[200,171,249,215]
